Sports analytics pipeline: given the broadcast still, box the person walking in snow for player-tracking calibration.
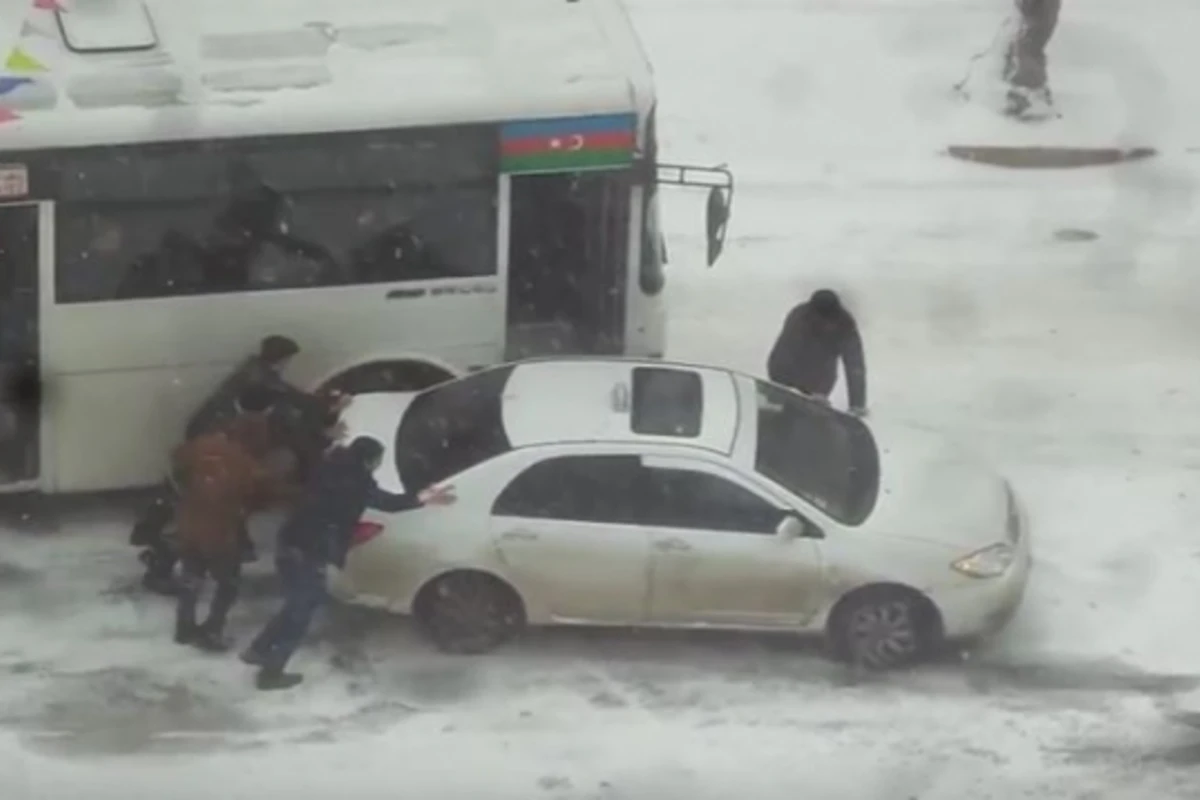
[241,436,456,691]
[767,288,868,416]
[172,393,300,652]
[1003,0,1061,120]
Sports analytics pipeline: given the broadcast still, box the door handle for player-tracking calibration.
[654,537,692,553]
[499,530,539,543]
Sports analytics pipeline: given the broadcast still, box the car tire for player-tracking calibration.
[417,572,525,655]
[827,586,940,671]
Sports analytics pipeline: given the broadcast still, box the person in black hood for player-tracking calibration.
[241,436,456,691]
[767,288,868,416]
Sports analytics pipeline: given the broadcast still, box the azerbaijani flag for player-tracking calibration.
[500,112,637,174]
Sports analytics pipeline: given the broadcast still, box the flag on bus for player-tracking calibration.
[500,113,637,174]
[5,46,46,74]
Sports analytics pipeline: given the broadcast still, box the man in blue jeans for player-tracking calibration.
[242,436,455,691]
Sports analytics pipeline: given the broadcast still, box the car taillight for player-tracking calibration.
[350,522,384,548]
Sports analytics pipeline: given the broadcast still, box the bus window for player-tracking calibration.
[53,126,497,303]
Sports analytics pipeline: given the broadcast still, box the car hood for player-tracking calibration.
[864,422,1009,552]
[337,391,419,494]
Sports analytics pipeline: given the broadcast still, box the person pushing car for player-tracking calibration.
[767,288,868,416]
[241,436,456,691]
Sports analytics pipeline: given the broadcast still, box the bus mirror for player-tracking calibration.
[705,186,731,267]
[655,162,734,267]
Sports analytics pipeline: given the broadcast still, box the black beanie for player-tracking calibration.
[809,289,841,315]
[347,436,384,464]
[260,335,300,365]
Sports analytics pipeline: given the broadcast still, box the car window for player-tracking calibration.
[754,380,880,525]
[630,366,702,438]
[394,365,514,490]
[638,465,785,534]
[492,454,642,525]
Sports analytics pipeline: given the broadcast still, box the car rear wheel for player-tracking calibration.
[416,572,525,655]
[827,586,941,671]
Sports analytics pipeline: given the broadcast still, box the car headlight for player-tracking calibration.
[952,543,1014,578]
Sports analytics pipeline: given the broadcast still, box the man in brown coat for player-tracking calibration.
[173,407,298,652]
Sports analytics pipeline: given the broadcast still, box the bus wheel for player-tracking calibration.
[322,361,455,396]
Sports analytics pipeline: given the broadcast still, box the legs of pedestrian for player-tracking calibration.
[174,556,206,645]
[141,531,180,595]
[133,482,181,595]
[245,553,326,690]
[193,557,241,653]
[238,522,257,563]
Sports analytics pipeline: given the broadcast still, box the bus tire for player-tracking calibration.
[321,361,455,396]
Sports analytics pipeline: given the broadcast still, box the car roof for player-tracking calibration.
[500,358,741,455]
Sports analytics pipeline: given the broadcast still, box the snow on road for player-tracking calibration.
[4,0,1200,797]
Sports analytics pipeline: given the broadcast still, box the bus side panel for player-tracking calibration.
[42,283,503,493]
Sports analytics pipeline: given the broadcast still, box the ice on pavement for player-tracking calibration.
[4,0,1200,797]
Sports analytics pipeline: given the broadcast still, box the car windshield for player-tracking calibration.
[753,380,880,525]
[393,365,515,490]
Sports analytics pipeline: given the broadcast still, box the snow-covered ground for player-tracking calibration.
[4,0,1200,797]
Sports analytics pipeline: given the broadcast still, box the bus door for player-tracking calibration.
[0,202,41,486]
[506,171,630,358]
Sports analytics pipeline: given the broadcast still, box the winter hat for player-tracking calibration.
[347,436,385,464]
[259,335,300,365]
[809,289,842,316]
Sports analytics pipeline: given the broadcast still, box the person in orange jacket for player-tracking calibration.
[172,394,300,652]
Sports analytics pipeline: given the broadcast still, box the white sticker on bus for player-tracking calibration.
[0,165,29,199]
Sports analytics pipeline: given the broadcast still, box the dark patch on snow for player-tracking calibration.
[955,658,1200,696]
[1054,227,1099,242]
[9,666,254,758]
[0,560,37,586]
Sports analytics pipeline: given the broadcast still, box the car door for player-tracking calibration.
[488,452,652,624]
[640,454,826,628]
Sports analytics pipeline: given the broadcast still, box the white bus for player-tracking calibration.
[0,0,732,495]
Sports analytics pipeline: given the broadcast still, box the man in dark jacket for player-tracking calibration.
[767,289,868,416]
[131,335,345,595]
[185,334,321,440]
[241,436,456,691]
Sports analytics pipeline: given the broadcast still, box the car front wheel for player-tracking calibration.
[416,572,525,655]
[827,586,941,671]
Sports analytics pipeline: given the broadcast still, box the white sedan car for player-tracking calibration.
[329,357,1032,670]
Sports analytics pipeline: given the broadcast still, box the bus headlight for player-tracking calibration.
[952,543,1014,578]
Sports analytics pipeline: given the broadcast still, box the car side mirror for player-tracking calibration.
[705,186,731,267]
[776,515,806,540]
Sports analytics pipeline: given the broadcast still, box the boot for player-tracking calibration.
[174,622,198,646]
[240,647,268,667]
[256,666,304,691]
[189,627,231,654]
